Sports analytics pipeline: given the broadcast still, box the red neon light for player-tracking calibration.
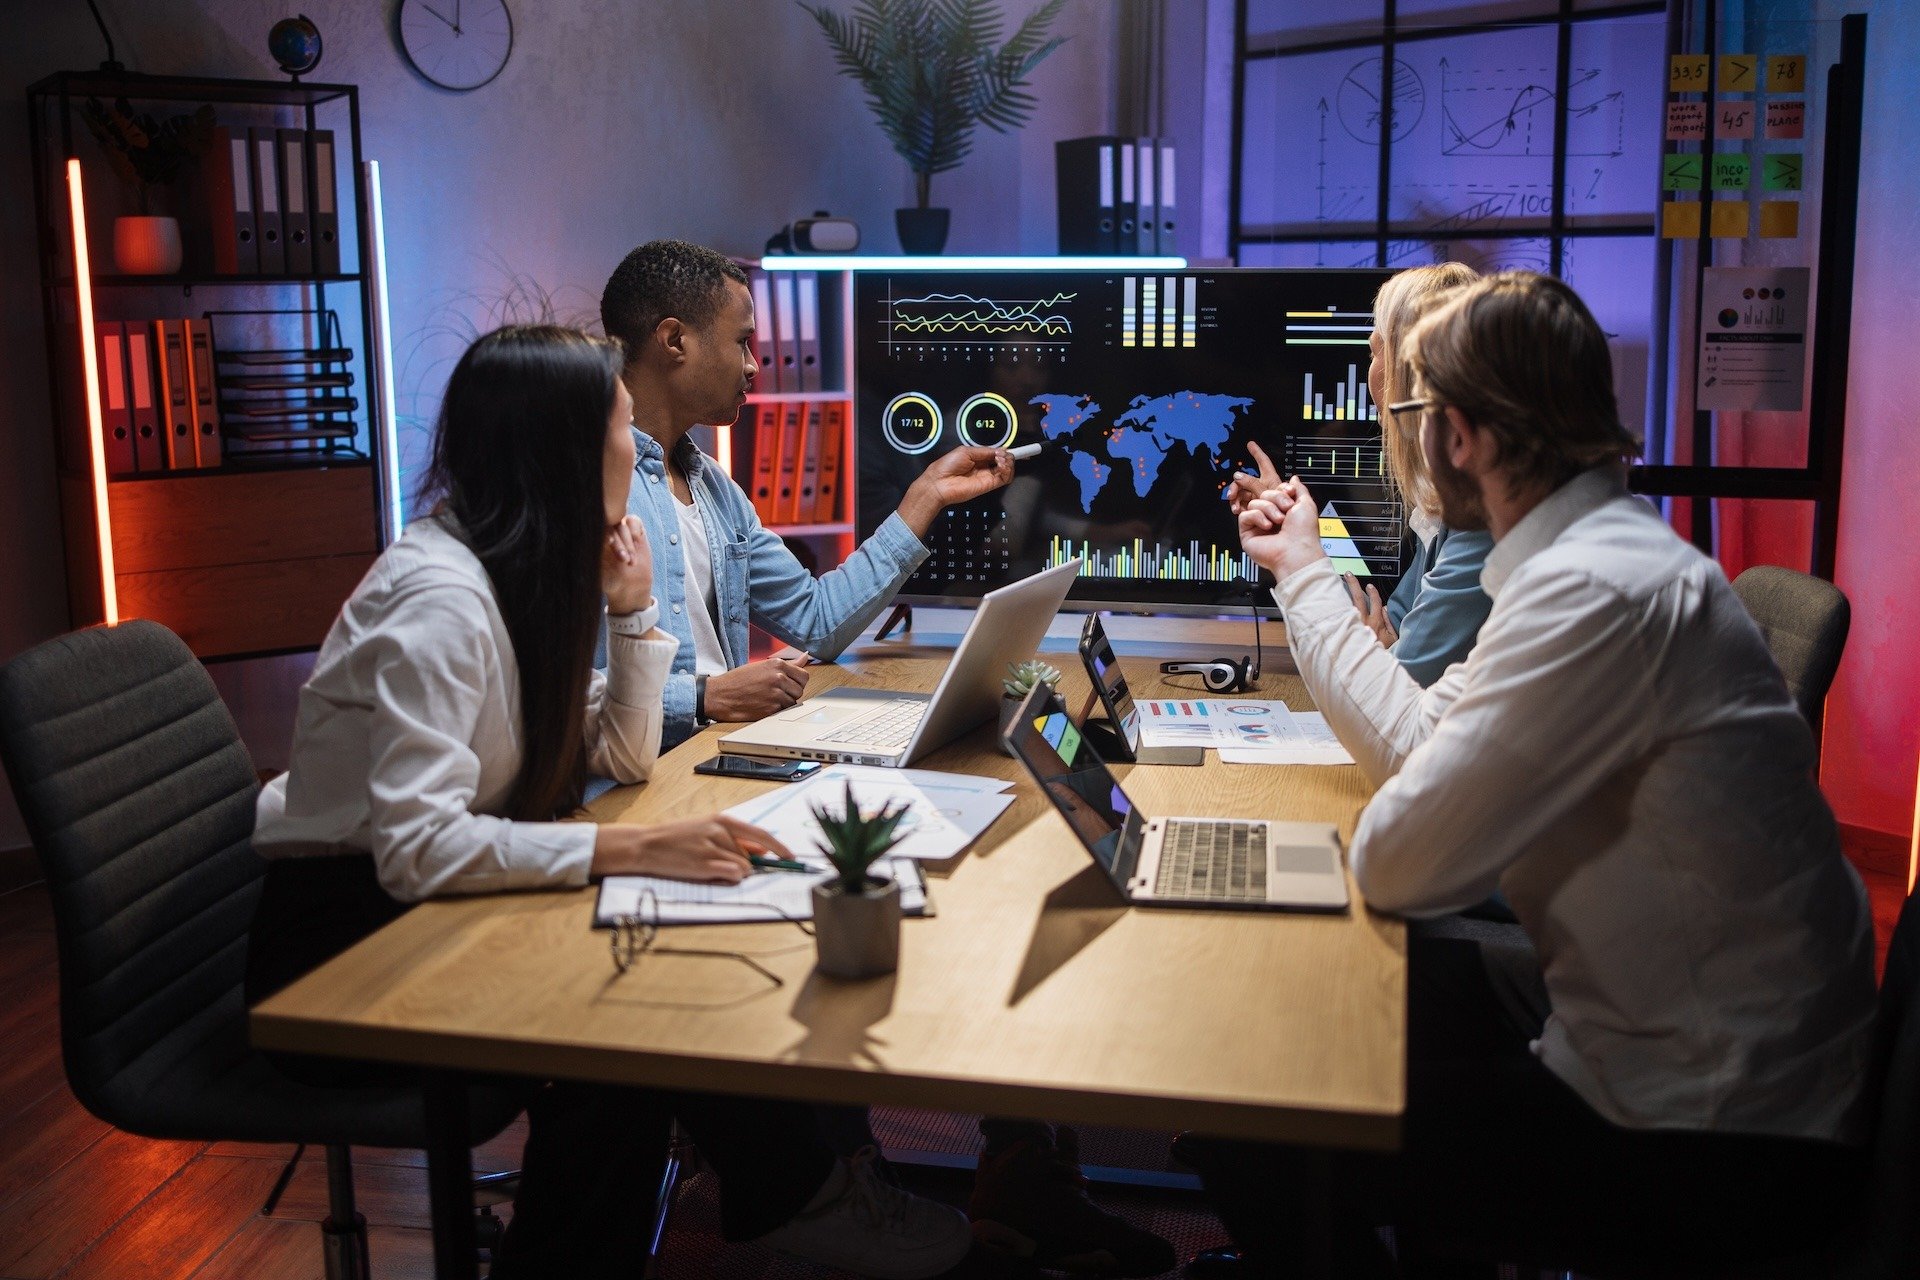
[67,159,119,626]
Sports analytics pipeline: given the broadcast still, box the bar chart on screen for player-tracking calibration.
[1285,434,1404,578]
[1301,364,1376,421]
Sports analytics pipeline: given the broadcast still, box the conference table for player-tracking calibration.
[250,628,1405,1279]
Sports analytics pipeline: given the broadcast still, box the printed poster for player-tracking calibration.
[1697,266,1810,412]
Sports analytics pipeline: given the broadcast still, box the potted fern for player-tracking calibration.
[811,781,914,978]
[1000,658,1060,753]
[81,98,215,275]
[799,0,1069,254]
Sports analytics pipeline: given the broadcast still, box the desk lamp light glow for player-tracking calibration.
[760,255,1187,272]
[68,159,119,626]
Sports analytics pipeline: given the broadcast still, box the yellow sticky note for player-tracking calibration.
[1768,54,1807,93]
[1711,201,1750,238]
[1718,54,1758,92]
[1670,54,1710,92]
[1662,201,1702,238]
[1759,201,1801,238]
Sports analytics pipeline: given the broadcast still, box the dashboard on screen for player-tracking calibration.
[854,268,1403,613]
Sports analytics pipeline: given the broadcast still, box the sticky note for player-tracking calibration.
[1711,201,1750,238]
[1760,201,1801,238]
[1662,201,1702,239]
[1763,153,1803,192]
[1765,100,1805,140]
[1768,54,1806,93]
[1716,99,1756,139]
[1711,154,1751,191]
[1667,100,1707,141]
[1718,55,1758,92]
[1670,54,1710,92]
[1663,153,1704,191]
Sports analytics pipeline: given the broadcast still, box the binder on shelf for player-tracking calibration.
[153,320,197,469]
[309,129,341,275]
[812,399,847,523]
[96,321,136,475]
[1135,138,1158,255]
[796,400,824,520]
[182,318,223,468]
[278,128,313,276]
[750,404,780,521]
[1055,136,1119,254]
[249,126,285,275]
[125,325,162,471]
[1115,140,1138,255]
[1155,140,1177,255]
[750,272,776,388]
[772,272,799,393]
[203,126,258,274]
[795,272,822,392]
[773,401,805,525]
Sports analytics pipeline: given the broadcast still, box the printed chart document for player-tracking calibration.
[1139,699,1354,765]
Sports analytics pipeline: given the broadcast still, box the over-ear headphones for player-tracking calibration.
[1157,578,1266,695]
[1159,656,1258,693]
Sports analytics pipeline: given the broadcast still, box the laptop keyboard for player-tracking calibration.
[1159,820,1269,901]
[817,700,925,749]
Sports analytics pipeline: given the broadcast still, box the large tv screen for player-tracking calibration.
[854,268,1403,614]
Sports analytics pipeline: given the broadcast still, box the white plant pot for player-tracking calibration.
[811,876,901,979]
[113,216,183,275]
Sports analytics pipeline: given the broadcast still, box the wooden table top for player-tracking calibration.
[251,639,1406,1149]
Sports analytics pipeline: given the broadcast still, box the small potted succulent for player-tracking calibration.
[1000,658,1060,752]
[80,98,215,275]
[810,781,914,979]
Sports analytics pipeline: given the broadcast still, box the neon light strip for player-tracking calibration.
[760,255,1187,272]
[365,161,404,539]
[67,160,118,625]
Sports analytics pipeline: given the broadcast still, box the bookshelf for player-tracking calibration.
[26,71,396,661]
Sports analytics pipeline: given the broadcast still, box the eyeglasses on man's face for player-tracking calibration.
[1386,398,1444,427]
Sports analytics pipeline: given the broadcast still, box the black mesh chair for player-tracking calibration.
[1732,565,1852,739]
[0,620,521,1280]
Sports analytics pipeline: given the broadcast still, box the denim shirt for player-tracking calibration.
[621,427,929,748]
[1382,523,1495,687]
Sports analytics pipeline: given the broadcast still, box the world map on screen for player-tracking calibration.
[1030,391,1256,513]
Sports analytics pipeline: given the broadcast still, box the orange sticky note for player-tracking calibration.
[1710,201,1750,238]
[1670,54,1710,92]
[1662,201,1702,238]
[1768,54,1806,93]
[1759,201,1801,238]
[1718,54,1758,92]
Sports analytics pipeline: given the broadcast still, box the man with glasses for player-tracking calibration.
[1184,271,1876,1275]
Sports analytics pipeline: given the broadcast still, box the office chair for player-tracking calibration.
[0,620,522,1280]
[1731,565,1851,740]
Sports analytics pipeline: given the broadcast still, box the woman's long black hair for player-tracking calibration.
[421,324,626,822]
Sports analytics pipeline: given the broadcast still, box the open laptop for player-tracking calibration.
[1003,682,1349,912]
[718,559,1082,768]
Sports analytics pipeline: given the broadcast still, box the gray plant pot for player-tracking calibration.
[812,876,902,979]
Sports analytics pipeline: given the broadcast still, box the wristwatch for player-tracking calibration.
[607,598,660,637]
[694,674,710,722]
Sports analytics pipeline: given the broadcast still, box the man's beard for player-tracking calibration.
[1424,422,1490,532]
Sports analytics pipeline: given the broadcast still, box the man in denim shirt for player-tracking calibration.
[602,241,1013,748]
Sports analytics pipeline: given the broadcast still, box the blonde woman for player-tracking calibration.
[1233,262,1486,685]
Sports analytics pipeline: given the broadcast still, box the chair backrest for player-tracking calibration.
[1730,565,1851,728]
[0,620,265,1134]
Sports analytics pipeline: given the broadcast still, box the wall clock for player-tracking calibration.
[398,0,513,91]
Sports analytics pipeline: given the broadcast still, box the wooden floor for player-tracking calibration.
[0,829,1908,1279]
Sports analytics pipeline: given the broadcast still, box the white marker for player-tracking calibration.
[1009,443,1043,460]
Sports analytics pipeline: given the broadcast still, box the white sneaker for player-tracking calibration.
[752,1146,973,1279]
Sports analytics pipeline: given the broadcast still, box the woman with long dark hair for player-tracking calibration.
[249,326,972,1279]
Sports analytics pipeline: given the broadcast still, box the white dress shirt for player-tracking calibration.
[674,495,729,677]
[1276,467,1876,1142]
[255,515,678,902]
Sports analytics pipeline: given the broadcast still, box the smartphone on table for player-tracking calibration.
[692,753,823,782]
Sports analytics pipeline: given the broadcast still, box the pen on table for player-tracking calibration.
[750,855,813,873]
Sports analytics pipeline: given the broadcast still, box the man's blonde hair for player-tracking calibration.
[1406,271,1639,496]
[1373,262,1480,516]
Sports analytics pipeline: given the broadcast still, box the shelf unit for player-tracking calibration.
[27,71,397,660]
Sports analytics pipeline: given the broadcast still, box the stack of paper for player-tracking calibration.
[1136,699,1354,766]
[594,857,928,927]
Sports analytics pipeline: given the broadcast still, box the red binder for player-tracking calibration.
[813,399,848,523]
[773,402,805,525]
[750,405,780,522]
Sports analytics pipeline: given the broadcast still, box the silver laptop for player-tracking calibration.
[1003,683,1349,912]
[718,559,1082,768]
